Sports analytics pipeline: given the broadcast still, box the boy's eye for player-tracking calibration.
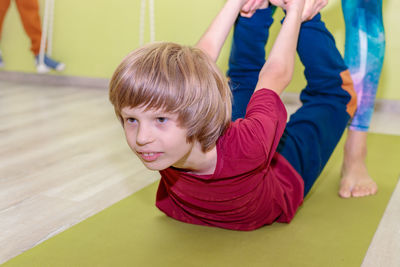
[157,117,168,124]
[126,118,137,124]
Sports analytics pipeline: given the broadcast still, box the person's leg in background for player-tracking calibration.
[15,0,65,72]
[227,6,275,121]
[276,13,357,196]
[0,0,11,34]
[0,0,11,67]
[15,0,41,56]
[339,0,385,198]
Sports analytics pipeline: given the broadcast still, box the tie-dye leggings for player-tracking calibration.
[342,0,385,131]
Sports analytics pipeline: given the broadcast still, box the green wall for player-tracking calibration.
[0,0,398,100]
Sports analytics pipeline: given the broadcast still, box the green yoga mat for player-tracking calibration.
[5,133,400,267]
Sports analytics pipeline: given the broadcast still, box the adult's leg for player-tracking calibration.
[15,0,41,55]
[340,0,384,198]
[15,0,65,72]
[277,13,357,196]
[227,7,275,121]
[0,0,11,40]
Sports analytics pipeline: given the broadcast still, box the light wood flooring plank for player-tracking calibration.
[362,178,400,267]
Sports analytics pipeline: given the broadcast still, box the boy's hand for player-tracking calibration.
[301,0,328,21]
[270,0,325,21]
[240,0,269,17]
[276,0,306,16]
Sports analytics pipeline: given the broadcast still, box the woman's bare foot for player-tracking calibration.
[339,130,378,198]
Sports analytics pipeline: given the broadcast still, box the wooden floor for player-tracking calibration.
[0,80,399,266]
[0,80,159,263]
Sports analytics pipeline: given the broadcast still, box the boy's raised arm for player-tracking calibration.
[195,0,267,62]
[255,0,305,95]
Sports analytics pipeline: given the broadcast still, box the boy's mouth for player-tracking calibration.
[138,151,163,162]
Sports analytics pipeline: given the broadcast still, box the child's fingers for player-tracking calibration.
[301,0,328,21]
[251,0,268,10]
[301,0,314,20]
[315,0,328,14]
[309,0,327,18]
[269,0,286,9]
[241,0,256,13]
[258,0,269,9]
[240,10,256,17]
[240,0,269,17]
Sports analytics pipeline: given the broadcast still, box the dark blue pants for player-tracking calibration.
[227,8,356,196]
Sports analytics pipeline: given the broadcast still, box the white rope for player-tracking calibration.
[47,0,55,56]
[149,0,155,42]
[38,0,50,66]
[139,0,155,46]
[139,0,146,46]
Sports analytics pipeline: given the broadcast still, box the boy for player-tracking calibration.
[109,0,356,231]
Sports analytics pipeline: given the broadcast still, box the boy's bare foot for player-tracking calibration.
[339,130,378,198]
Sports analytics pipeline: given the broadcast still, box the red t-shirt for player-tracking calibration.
[156,89,304,231]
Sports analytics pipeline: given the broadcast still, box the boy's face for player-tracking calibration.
[120,106,194,171]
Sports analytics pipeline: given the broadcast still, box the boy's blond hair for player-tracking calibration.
[109,42,232,152]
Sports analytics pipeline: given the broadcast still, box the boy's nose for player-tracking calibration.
[136,124,154,145]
